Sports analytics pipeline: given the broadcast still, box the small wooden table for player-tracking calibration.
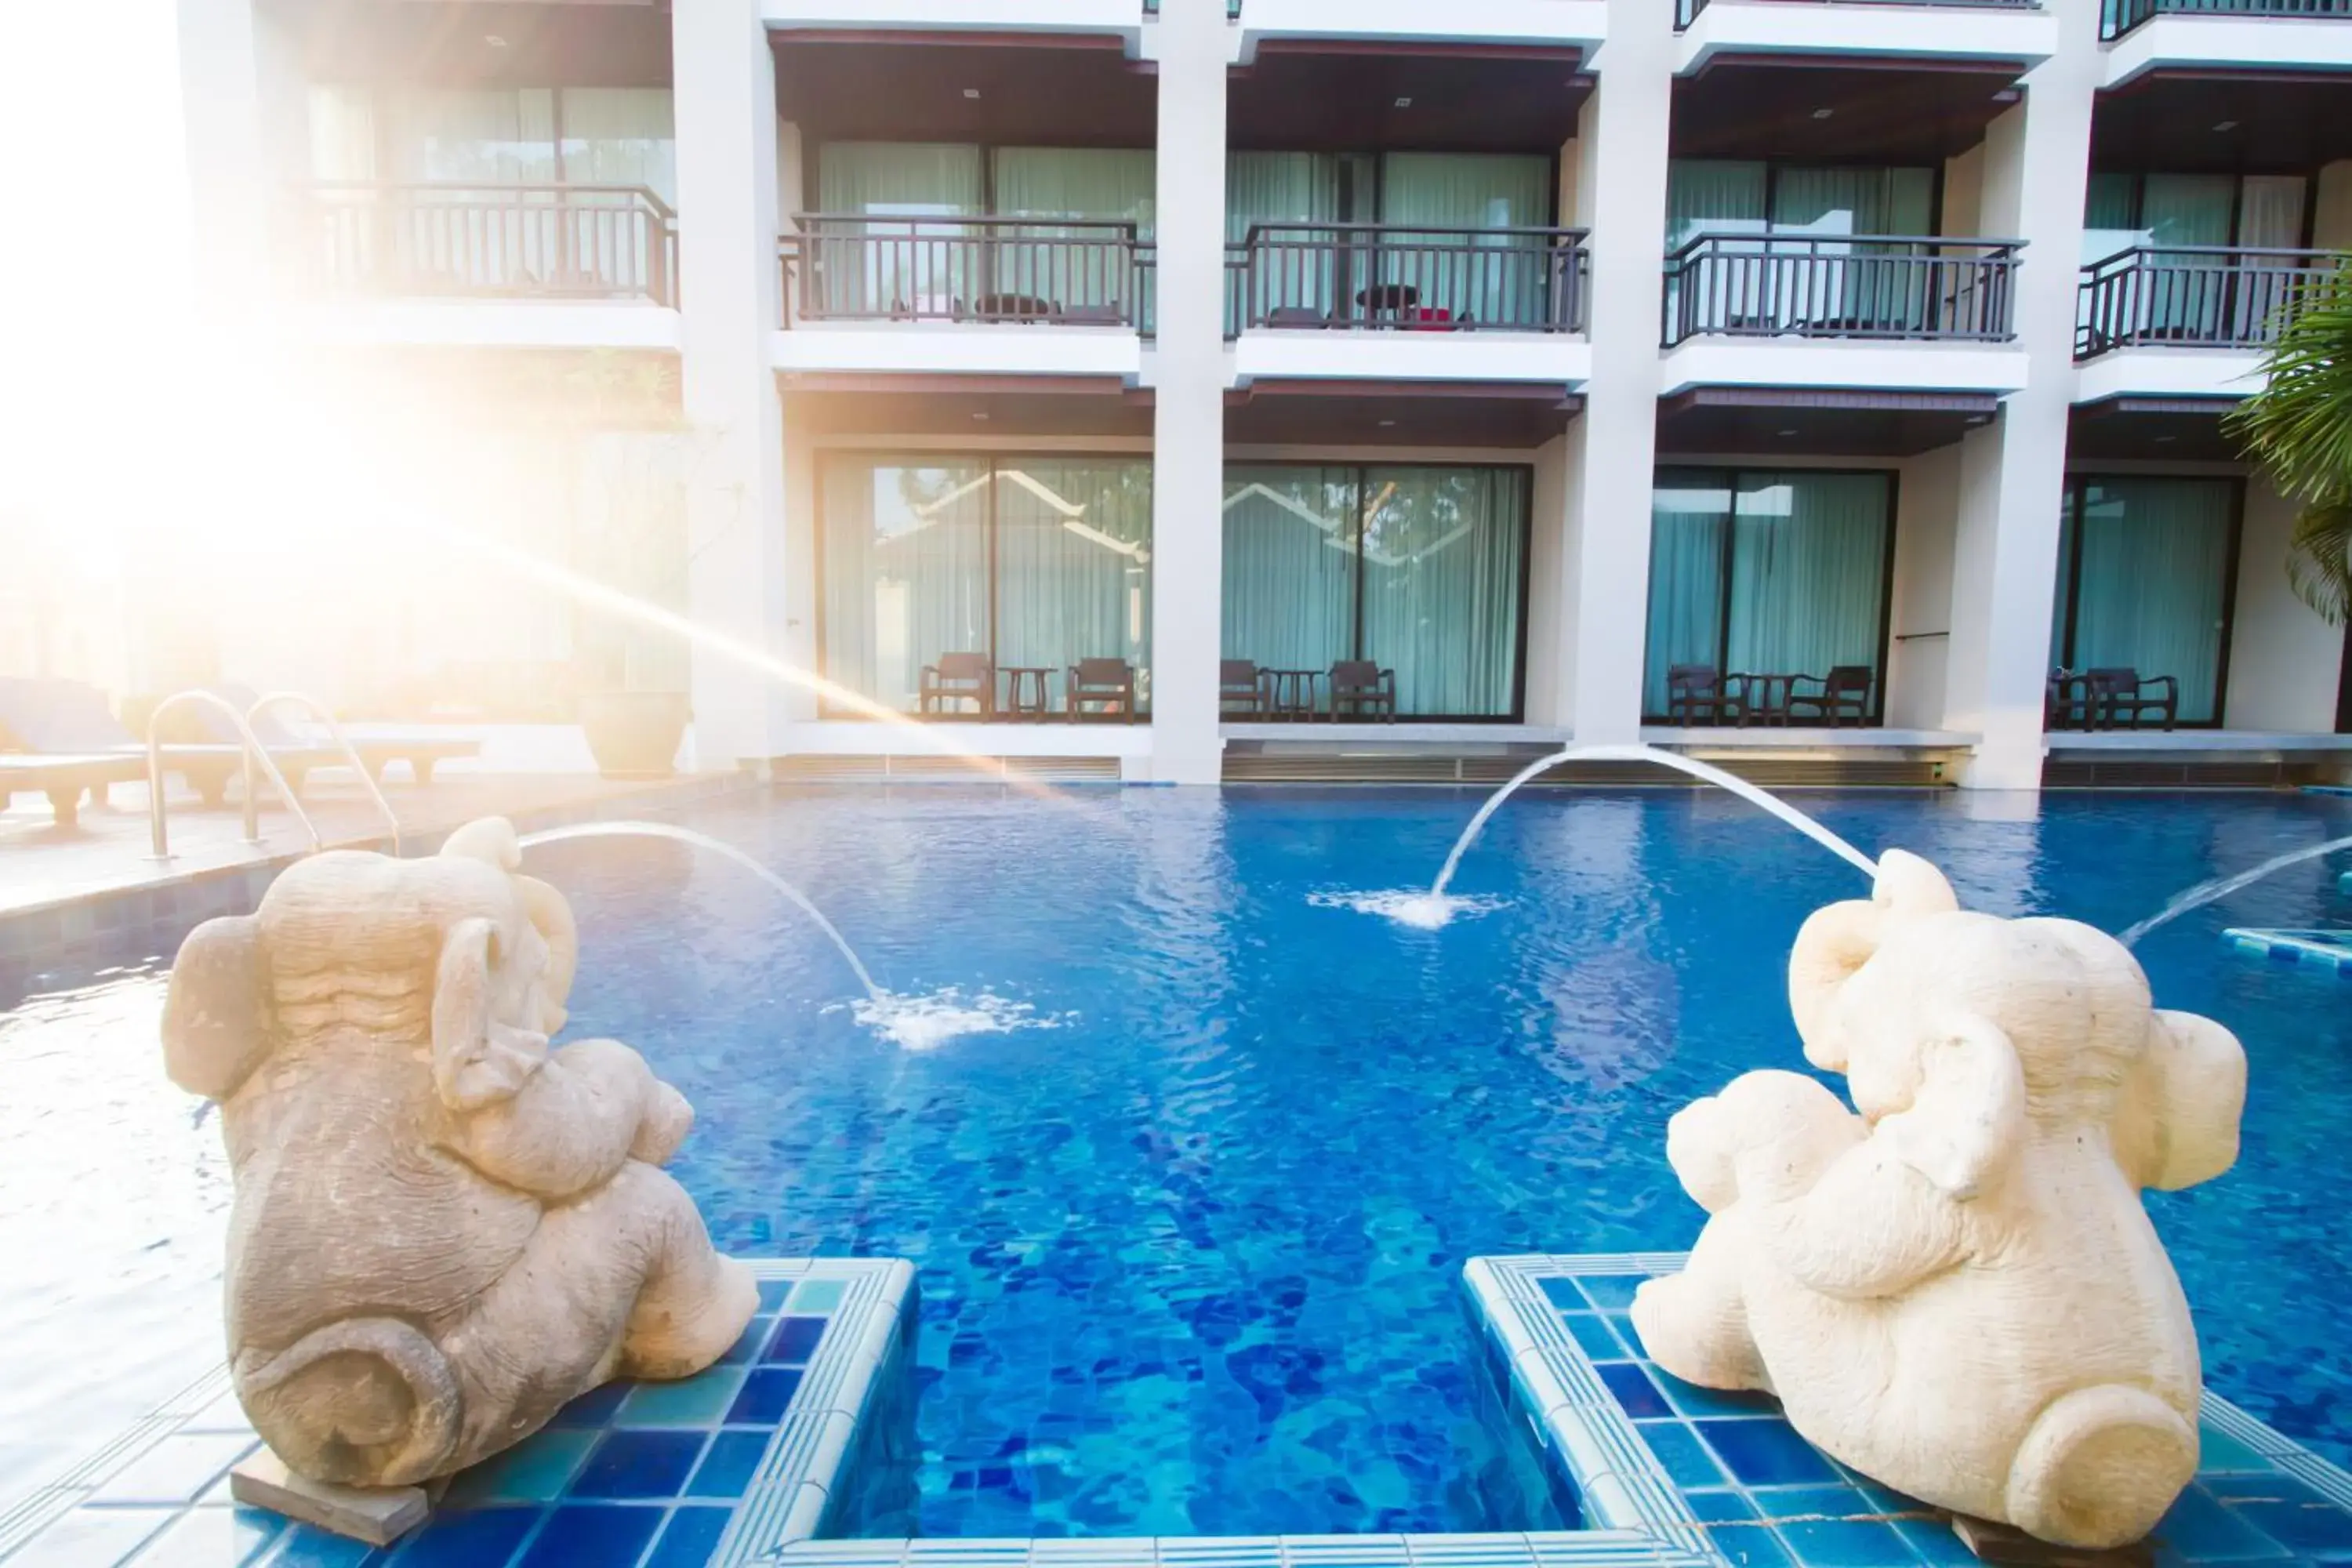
[1263,669,1323,721]
[1732,673,1797,727]
[1000,666,1055,720]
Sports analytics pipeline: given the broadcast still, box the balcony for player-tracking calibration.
[1229,223,1588,335]
[2103,0,2352,41]
[1677,0,2038,24]
[781,216,1148,329]
[1661,234,2021,346]
[1671,0,2054,72]
[2075,245,2339,385]
[296,183,679,307]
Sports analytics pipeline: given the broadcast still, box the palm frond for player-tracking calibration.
[2285,491,2352,626]
[2226,263,2352,507]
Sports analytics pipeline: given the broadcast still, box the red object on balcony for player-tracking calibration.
[1405,307,1455,331]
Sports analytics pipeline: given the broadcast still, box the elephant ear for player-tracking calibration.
[163,914,274,1101]
[1788,849,1959,1071]
[439,816,520,871]
[515,874,577,1033]
[1880,1011,2027,1200]
[2113,1009,2246,1191]
[430,916,549,1112]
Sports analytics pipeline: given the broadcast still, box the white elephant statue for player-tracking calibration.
[1629,851,2247,1550]
[162,818,758,1489]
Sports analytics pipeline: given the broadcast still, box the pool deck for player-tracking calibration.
[5,1251,2348,1567]
[0,770,753,969]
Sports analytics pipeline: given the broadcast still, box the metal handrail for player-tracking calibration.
[785,212,1147,326]
[1679,0,2038,24]
[296,180,680,307]
[146,691,322,862]
[2103,0,2351,40]
[249,691,403,857]
[1661,231,2025,345]
[2074,245,2341,358]
[1233,223,1592,333]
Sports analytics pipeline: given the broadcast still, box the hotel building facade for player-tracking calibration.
[176,0,2352,788]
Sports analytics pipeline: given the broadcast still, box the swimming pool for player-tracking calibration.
[4,786,2349,1537]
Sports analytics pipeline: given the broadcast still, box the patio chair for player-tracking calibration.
[919,654,996,719]
[1786,665,1873,728]
[1264,306,1328,328]
[1328,661,1396,722]
[2046,669,2092,731]
[1067,659,1138,723]
[0,677,248,808]
[2085,667,2179,731]
[1220,660,1269,719]
[1664,665,1738,727]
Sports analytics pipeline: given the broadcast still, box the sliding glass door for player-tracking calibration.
[821,454,1152,714]
[1642,467,1896,722]
[1221,463,1529,718]
[2049,477,2238,725]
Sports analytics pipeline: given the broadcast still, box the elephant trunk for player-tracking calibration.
[1787,850,1959,1071]
[234,1316,463,1487]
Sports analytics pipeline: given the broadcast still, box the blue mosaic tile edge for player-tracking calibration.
[2222,927,2352,975]
[0,1256,913,1568]
[1463,1251,2352,1568]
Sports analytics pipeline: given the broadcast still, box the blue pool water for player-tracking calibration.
[4,786,2350,1539]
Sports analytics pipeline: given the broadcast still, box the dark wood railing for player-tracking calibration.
[2103,0,2350,41]
[1679,0,2038,25]
[1230,223,1590,333]
[2076,245,2342,358]
[1661,233,2022,346]
[782,214,1147,327]
[297,183,677,305]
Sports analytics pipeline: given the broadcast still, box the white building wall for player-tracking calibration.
[2225,479,2342,731]
[1523,434,1573,729]
[1888,444,1962,732]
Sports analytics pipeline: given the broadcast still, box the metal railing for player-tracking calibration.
[2102,0,2350,40]
[1230,223,1591,333]
[2076,246,2342,357]
[782,215,1146,327]
[1679,0,2038,24]
[296,182,679,306]
[146,691,321,862]
[1661,233,2022,346]
[249,691,403,857]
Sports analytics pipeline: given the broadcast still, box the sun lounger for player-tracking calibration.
[0,678,254,807]
[0,753,148,828]
[201,684,481,783]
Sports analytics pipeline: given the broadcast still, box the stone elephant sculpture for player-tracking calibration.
[163,818,757,1489]
[1629,850,2246,1550]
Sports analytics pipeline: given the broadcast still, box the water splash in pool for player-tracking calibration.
[517,821,1050,1049]
[1334,744,1882,929]
[1307,889,1506,929]
[2118,832,2352,948]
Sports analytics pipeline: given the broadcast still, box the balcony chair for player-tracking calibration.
[1220,660,1269,719]
[2046,670,2092,731]
[1067,659,1138,723]
[1664,664,1739,727]
[1265,306,1328,328]
[1785,666,1874,728]
[1055,303,1129,326]
[1328,661,1396,722]
[2085,666,2179,731]
[919,653,996,719]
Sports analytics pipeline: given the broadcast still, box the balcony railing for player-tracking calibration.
[296,183,677,306]
[1229,223,1591,333]
[781,215,1147,328]
[2101,0,2350,41]
[1661,233,2022,347]
[2075,245,2341,358]
[1677,0,2039,27]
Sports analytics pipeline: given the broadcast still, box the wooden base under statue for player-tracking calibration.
[229,1450,442,1547]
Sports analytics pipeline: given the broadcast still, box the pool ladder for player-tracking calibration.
[144,690,403,862]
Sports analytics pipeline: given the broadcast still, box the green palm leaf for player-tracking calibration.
[2227,263,2352,624]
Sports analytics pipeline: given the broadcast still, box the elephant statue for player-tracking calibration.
[1630,850,2246,1550]
[162,818,758,1490]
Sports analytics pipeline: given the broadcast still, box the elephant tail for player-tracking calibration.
[2005,1383,2198,1551]
[234,1316,463,1487]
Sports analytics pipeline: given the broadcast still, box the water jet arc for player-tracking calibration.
[1429,743,1881,900]
[2117,833,2352,948]
[516,821,884,1001]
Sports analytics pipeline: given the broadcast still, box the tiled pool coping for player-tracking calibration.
[9,1252,2350,1566]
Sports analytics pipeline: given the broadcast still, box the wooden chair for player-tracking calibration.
[1219,660,1269,718]
[2085,667,2179,731]
[1066,659,1138,723]
[919,653,995,718]
[1328,661,1396,721]
[1664,664,1738,726]
[1786,665,1873,728]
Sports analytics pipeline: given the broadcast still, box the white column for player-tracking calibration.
[1145,0,1231,784]
[176,0,285,318]
[675,0,797,770]
[1559,0,1675,743]
[1941,18,2099,789]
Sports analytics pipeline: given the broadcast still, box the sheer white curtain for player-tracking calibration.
[821,456,992,714]
[1642,471,1733,719]
[990,148,1155,312]
[1221,466,1357,674]
[815,143,985,315]
[2065,479,2233,723]
[1356,466,1527,717]
[1664,161,1767,333]
[1228,152,1345,321]
[1377,154,1552,325]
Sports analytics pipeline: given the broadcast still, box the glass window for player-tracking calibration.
[819,455,1152,715]
[1220,464,1529,719]
[1642,468,1895,723]
[2050,477,2235,724]
[817,143,984,216]
[992,148,1156,231]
